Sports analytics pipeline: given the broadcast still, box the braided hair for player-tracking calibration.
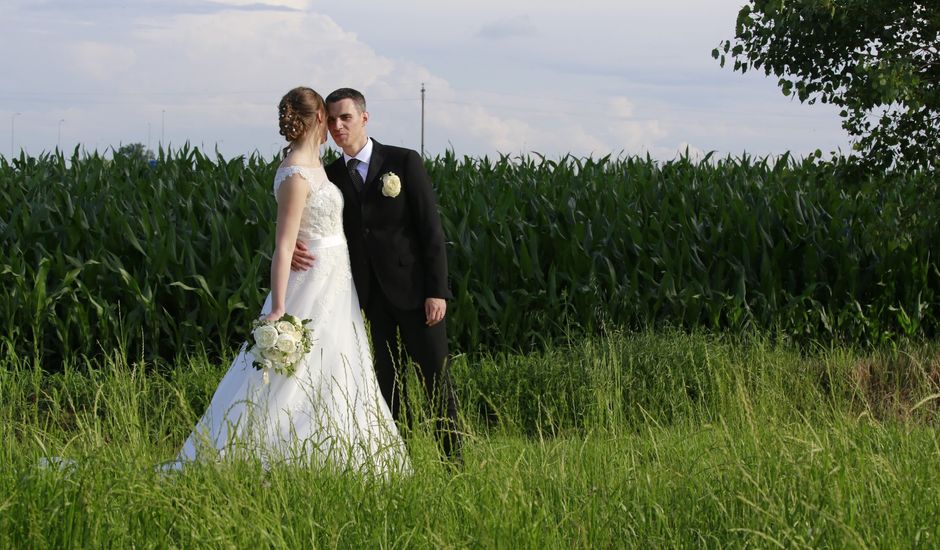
[278,87,325,147]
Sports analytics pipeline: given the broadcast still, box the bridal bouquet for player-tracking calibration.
[248,314,315,383]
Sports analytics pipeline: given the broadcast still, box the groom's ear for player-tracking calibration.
[362,110,369,126]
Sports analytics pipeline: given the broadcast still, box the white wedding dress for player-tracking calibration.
[175,165,409,475]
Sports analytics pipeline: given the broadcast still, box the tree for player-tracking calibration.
[714,1,940,172]
[114,142,156,163]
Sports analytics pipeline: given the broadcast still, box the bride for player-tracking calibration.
[174,87,409,474]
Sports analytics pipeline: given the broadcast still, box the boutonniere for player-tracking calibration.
[380,172,401,198]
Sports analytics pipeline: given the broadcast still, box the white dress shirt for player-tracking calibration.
[342,138,373,181]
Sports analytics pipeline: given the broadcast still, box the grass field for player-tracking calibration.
[3,331,940,548]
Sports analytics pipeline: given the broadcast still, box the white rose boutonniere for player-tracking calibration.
[381,172,401,198]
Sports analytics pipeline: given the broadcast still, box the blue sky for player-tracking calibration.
[1,0,852,160]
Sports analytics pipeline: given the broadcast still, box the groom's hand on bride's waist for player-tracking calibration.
[425,298,446,326]
[291,241,316,271]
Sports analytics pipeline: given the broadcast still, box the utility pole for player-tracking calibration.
[420,83,426,158]
[161,109,166,150]
[11,112,21,158]
[57,119,65,150]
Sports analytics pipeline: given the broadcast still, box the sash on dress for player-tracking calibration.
[305,234,345,250]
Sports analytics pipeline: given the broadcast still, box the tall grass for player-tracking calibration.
[1,148,938,368]
[2,332,940,547]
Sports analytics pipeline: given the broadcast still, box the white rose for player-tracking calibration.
[275,320,297,335]
[252,324,279,349]
[287,351,302,366]
[381,173,401,198]
[276,333,298,354]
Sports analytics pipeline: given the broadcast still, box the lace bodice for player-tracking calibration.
[273,165,344,242]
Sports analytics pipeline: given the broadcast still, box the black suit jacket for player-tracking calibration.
[327,139,452,310]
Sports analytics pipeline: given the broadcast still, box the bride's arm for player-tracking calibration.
[264,175,308,321]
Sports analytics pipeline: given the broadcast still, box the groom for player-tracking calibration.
[292,88,462,462]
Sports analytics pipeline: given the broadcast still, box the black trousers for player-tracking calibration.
[364,272,462,460]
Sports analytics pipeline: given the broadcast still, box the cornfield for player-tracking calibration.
[1,147,937,368]
[433,151,940,350]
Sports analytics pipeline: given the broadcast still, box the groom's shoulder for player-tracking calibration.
[325,155,344,168]
[324,155,344,174]
[374,140,419,162]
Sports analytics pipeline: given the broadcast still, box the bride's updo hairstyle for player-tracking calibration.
[278,87,325,142]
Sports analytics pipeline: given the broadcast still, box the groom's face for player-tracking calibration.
[327,99,369,154]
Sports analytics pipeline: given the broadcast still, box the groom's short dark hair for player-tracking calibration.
[326,88,367,113]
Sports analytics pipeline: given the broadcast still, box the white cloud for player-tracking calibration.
[571,96,666,155]
[560,127,611,158]
[69,42,137,81]
[608,118,667,154]
[215,0,312,9]
[476,15,537,40]
[609,97,635,119]
[114,8,621,157]
[0,0,852,160]
[432,102,539,153]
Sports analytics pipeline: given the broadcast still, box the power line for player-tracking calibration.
[0,89,419,100]
[0,87,839,129]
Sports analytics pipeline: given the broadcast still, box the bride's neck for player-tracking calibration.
[285,137,321,167]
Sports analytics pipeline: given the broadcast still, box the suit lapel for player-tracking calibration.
[363,139,385,198]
